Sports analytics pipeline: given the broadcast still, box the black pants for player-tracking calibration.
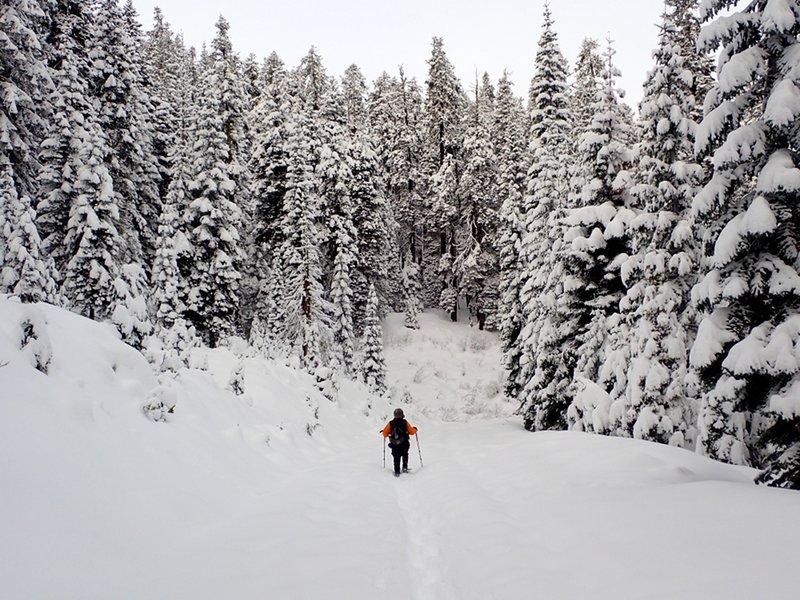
[391,442,410,475]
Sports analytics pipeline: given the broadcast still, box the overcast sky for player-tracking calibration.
[132,0,673,110]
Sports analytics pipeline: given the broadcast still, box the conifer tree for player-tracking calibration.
[690,0,800,488]
[422,37,466,316]
[0,0,60,302]
[368,69,425,309]
[348,135,393,334]
[457,74,499,329]
[516,4,575,430]
[361,284,387,394]
[341,64,369,134]
[91,0,161,267]
[571,38,604,139]
[272,95,332,369]
[494,73,528,399]
[143,7,183,201]
[597,0,708,446]
[60,123,123,321]
[402,253,422,329]
[246,52,290,345]
[561,39,634,431]
[184,16,245,346]
[0,165,58,302]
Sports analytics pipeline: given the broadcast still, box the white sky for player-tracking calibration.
[133,0,671,110]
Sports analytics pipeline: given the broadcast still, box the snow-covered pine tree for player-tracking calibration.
[184,16,245,347]
[248,51,289,343]
[596,0,708,446]
[422,37,466,317]
[361,284,387,394]
[91,0,161,268]
[494,72,528,400]
[341,64,369,135]
[152,145,188,334]
[0,0,59,302]
[562,39,634,431]
[516,3,575,431]
[570,37,604,142]
[60,122,123,321]
[402,252,422,329]
[348,134,393,335]
[0,165,59,303]
[457,73,499,329]
[329,223,356,374]
[368,69,425,309]
[143,7,183,201]
[295,49,361,370]
[690,0,800,488]
[36,0,91,274]
[271,85,332,369]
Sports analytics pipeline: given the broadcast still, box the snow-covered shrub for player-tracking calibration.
[143,376,179,422]
[228,360,245,396]
[314,365,338,402]
[18,306,52,374]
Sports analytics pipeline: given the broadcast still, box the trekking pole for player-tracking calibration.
[415,433,423,468]
[382,434,386,469]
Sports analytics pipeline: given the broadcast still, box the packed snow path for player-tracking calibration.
[251,421,798,600]
[2,301,799,599]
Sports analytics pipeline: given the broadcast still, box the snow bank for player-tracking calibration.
[1,297,798,599]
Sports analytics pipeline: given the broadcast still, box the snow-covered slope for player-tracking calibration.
[1,296,797,599]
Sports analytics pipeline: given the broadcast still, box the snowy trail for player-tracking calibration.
[3,302,800,600]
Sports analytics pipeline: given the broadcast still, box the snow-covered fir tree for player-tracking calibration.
[271,92,332,369]
[348,134,393,334]
[36,0,96,277]
[0,0,59,302]
[690,0,800,489]
[402,253,422,329]
[422,37,466,317]
[456,73,500,329]
[595,0,709,447]
[91,0,161,268]
[59,123,123,321]
[0,165,58,302]
[248,51,289,346]
[143,7,184,201]
[563,39,635,431]
[184,16,245,346]
[516,4,575,430]
[494,73,528,400]
[368,69,425,309]
[570,37,604,141]
[360,284,386,394]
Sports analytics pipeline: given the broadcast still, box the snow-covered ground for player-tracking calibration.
[1,297,797,599]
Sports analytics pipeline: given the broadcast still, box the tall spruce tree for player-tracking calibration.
[457,73,500,329]
[0,0,59,302]
[493,73,528,400]
[368,69,425,310]
[91,0,161,268]
[423,37,466,317]
[690,0,800,488]
[361,284,387,394]
[184,16,245,346]
[562,39,634,431]
[516,4,575,430]
[594,0,709,446]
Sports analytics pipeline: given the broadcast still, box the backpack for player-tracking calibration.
[388,419,409,448]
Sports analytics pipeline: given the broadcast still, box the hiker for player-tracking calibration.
[381,408,418,477]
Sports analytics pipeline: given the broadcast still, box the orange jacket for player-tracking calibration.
[381,420,417,437]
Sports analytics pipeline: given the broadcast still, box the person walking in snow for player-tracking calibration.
[381,408,418,477]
